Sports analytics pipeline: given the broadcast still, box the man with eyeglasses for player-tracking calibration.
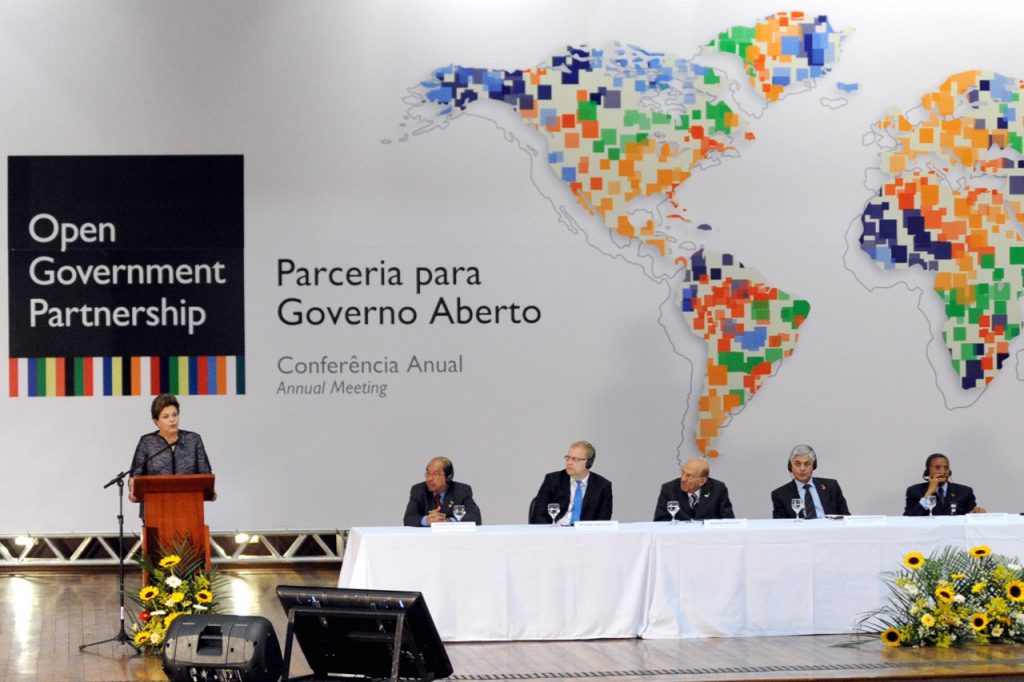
[528,441,613,524]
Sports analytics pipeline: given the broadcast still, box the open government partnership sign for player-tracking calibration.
[7,155,244,359]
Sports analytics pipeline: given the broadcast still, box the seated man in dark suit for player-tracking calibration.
[654,457,734,521]
[904,452,985,516]
[403,456,482,526]
[771,444,850,518]
[529,441,613,524]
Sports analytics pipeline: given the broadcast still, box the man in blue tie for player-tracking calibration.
[904,453,985,516]
[529,441,613,525]
[770,444,851,519]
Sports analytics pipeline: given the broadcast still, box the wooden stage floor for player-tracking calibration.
[4,566,1024,681]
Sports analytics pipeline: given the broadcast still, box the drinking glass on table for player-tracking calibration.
[453,505,466,522]
[923,495,937,517]
[791,497,805,521]
[666,500,680,525]
[547,503,560,526]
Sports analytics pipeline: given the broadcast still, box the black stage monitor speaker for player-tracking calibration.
[162,614,283,682]
[276,584,453,682]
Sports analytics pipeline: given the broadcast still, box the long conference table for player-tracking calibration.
[338,517,1024,642]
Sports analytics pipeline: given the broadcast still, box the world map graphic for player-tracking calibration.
[393,10,1023,456]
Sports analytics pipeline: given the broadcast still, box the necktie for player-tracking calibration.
[433,493,443,514]
[570,482,583,525]
[689,492,698,509]
[938,486,946,509]
[802,483,817,519]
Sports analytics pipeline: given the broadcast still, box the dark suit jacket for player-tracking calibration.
[771,477,850,518]
[653,477,735,521]
[904,481,976,516]
[403,480,482,527]
[529,470,613,524]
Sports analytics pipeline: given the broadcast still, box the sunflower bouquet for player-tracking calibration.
[129,544,223,653]
[859,545,1024,648]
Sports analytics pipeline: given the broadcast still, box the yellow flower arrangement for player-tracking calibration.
[858,545,1024,648]
[130,544,222,654]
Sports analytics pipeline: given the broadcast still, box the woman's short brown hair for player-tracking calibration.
[150,393,180,420]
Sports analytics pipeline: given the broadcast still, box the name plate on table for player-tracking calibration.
[703,518,747,529]
[843,515,888,527]
[574,520,619,532]
[965,513,1010,524]
[431,521,477,533]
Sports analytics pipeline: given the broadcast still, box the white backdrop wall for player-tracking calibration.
[2,0,1023,533]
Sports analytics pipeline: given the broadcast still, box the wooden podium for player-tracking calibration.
[134,474,216,573]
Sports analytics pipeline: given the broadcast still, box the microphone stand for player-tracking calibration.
[80,439,173,655]
[79,469,140,654]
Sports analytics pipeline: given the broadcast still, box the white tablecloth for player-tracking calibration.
[339,524,653,641]
[339,517,1024,641]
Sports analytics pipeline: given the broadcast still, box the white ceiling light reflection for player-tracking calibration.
[7,576,36,671]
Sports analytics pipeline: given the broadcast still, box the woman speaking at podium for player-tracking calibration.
[128,393,214,503]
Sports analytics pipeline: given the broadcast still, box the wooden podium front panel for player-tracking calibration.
[135,474,215,573]
[142,491,211,569]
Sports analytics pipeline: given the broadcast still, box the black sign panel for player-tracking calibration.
[8,155,244,358]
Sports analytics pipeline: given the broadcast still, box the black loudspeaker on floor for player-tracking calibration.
[162,614,283,682]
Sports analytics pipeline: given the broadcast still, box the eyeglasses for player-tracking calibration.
[564,455,588,463]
